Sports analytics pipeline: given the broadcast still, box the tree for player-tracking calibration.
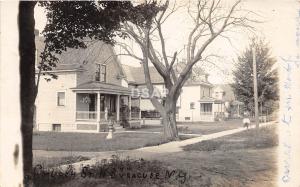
[118,0,255,140]
[19,3,38,185]
[231,38,278,115]
[19,1,159,184]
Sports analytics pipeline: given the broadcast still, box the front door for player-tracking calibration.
[88,94,96,111]
[101,94,116,119]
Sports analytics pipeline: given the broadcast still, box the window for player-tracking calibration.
[95,64,106,82]
[57,92,65,106]
[52,124,61,132]
[190,102,195,109]
[215,92,219,98]
[200,103,212,113]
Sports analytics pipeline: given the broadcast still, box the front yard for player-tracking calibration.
[32,123,278,186]
[31,122,278,187]
[33,119,243,152]
[33,119,246,169]
[33,132,166,152]
[131,119,244,135]
[158,125,278,186]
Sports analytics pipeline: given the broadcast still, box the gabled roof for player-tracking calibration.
[71,81,131,95]
[122,64,164,84]
[35,36,124,76]
[122,64,212,86]
[213,84,236,101]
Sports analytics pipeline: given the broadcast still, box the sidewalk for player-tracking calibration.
[56,121,276,172]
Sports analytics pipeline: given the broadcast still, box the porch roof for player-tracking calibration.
[71,81,131,95]
[198,96,223,103]
[231,100,244,105]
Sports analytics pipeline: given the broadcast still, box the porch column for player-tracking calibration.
[212,102,215,121]
[128,96,132,120]
[97,92,101,131]
[97,92,101,121]
[116,94,120,121]
[139,96,142,119]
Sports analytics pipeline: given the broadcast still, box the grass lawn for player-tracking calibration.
[33,125,278,186]
[131,119,244,135]
[33,131,192,152]
[155,125,278,186]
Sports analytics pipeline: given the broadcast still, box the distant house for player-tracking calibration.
[122,63,226,122]
[212,84,244,118]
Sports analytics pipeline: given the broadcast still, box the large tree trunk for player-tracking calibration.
[19,1,37,185]
[161,98,179,141]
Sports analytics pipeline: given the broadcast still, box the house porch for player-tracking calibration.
[72,82,142,132]
[199,97,225,122]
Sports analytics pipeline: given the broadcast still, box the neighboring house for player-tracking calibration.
[212,84,244,118]
[122,63,224,122]
[122,65,167,119]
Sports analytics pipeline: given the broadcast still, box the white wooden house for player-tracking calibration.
[122,64,225,122]
[35,36,140,133]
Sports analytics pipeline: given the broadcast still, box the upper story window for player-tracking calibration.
[215,92,219,98]
[190,102,195,109]
[57,92,65,106]
[95,64,106,82]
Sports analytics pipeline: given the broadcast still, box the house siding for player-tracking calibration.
[177,85,202,122]
[35,72,77,132]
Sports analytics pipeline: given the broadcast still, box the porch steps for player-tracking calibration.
[114,123,125,132]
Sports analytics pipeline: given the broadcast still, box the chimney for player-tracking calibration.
[205,74,208,81]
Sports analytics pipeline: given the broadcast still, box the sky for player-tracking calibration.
[34,0,300,84]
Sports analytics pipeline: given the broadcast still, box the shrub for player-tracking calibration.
[120,105,130,128]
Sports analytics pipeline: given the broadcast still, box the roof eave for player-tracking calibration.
[35,69,85,74]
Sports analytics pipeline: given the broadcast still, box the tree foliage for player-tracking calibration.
[231,38,278,114]
[36,1,160,95]
[39,1,160,59]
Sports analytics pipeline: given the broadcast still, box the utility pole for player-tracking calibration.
[252,47,259,128]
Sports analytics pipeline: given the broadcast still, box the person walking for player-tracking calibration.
[243,112,250,129]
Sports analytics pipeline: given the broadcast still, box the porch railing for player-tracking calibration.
[200,112,213,116]
[131,111,140,119]
[214,112,225,117]
[76,111,97,120]
[200,112,214,121]
[100,111,106,121]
